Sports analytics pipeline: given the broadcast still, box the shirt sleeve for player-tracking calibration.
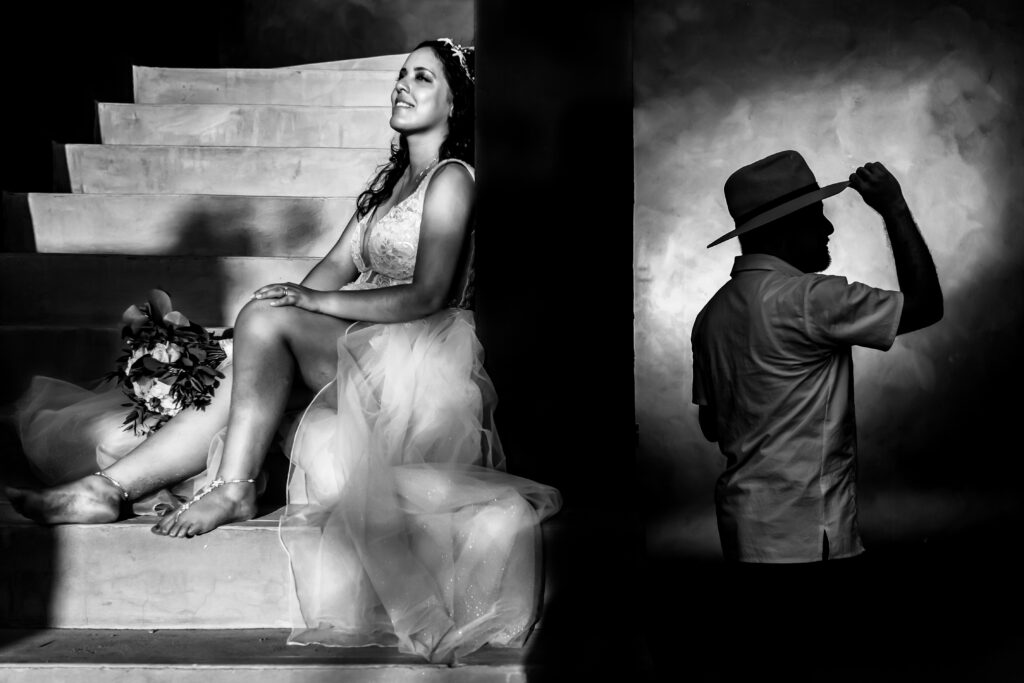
[803,276,904,351]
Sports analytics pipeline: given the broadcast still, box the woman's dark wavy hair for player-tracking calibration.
[355,39,475,219]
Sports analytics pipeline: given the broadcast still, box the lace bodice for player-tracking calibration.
[344,159,474,292]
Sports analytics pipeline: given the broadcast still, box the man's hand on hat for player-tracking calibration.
[849,162,908,217]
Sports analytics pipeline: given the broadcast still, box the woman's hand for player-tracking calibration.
[252,282,322,312]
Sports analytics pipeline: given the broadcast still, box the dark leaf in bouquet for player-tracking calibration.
[192,348,208,363]
[220,327,234,340]
[141,356,167,372]
[148,289,173,321]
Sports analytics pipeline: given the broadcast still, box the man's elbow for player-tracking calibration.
[898,294,943,335]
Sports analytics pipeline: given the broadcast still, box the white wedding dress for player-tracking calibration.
[280,159,561,662]
[15,158,562,663]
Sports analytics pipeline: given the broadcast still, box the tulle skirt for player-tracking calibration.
[280,308,561,662]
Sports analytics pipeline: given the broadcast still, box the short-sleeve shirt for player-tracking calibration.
[691,254,903,563]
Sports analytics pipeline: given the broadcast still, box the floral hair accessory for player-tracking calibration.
[437,37,474,83]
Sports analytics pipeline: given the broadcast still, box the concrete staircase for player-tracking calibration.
[0,54,545,681]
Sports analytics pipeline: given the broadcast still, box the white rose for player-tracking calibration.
[159,393,182,416]
[126,347,146,374]
[149,381,172,399]
[150,343,175,364]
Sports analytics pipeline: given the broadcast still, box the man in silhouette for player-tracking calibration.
[692,150,943,564]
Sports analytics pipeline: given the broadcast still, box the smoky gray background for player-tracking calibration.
[217,0,474,66]
[634,0,1024,558]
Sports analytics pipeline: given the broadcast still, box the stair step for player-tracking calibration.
[0,629,530,682]
[0,499,292,628]
[60,145,386,197]
[0,254,316,328]
[0,489,561,633]
[134,67,395,106]
[291,54,407,70]
[4,192,355,257]
[98,104,394,148]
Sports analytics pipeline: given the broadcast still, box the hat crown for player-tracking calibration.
[724,150,820,223]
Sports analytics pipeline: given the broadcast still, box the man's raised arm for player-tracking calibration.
[849,162,943,334]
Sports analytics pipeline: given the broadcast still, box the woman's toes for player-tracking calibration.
[152,512,176,535]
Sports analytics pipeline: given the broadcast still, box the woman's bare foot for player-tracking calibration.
[4,475,123,524]
[151,480,257,538]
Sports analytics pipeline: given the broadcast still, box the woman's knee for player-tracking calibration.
[234,299,297,340]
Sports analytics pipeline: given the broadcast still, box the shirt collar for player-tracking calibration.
[731,253,805,278]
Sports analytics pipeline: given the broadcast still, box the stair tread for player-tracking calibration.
[0,497,283,527]
[0,628,531,669]
[134,67,396,107]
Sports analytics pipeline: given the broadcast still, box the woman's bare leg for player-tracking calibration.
[6,371,235,524]
[153,299,352,538]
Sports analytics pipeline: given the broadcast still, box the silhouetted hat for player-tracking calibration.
[708,150,848,248]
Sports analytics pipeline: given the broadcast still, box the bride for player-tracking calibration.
[7,38,561,663]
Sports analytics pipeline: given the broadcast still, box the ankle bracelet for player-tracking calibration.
[93,471,130,501]
[172,477,257,522]
[214,478,257,486]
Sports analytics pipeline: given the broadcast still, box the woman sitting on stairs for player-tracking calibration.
[6,39,561,664]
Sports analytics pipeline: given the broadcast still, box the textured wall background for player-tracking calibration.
[635,0,1024,557]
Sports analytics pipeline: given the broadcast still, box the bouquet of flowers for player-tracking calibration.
[106,289,232,435]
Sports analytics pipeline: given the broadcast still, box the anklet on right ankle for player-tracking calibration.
[93,471,130,501]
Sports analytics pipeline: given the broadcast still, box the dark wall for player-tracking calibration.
[475,1,635,508]
[475,2,639,678]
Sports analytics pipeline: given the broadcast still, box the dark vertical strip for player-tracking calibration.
[476,1,643,678]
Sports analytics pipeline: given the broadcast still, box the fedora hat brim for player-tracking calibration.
[707,180,849,248]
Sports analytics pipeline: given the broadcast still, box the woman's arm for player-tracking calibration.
[299,211,362,291]
[256,163,473,323]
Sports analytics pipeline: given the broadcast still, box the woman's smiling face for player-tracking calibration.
[390,47,452,135]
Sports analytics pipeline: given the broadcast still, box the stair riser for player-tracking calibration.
[134,68,396,106]
[62,145,387,197]
[5,193,355,257]
[0,519,291,628]
[99,104,395,149]
[0,254,316,327]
